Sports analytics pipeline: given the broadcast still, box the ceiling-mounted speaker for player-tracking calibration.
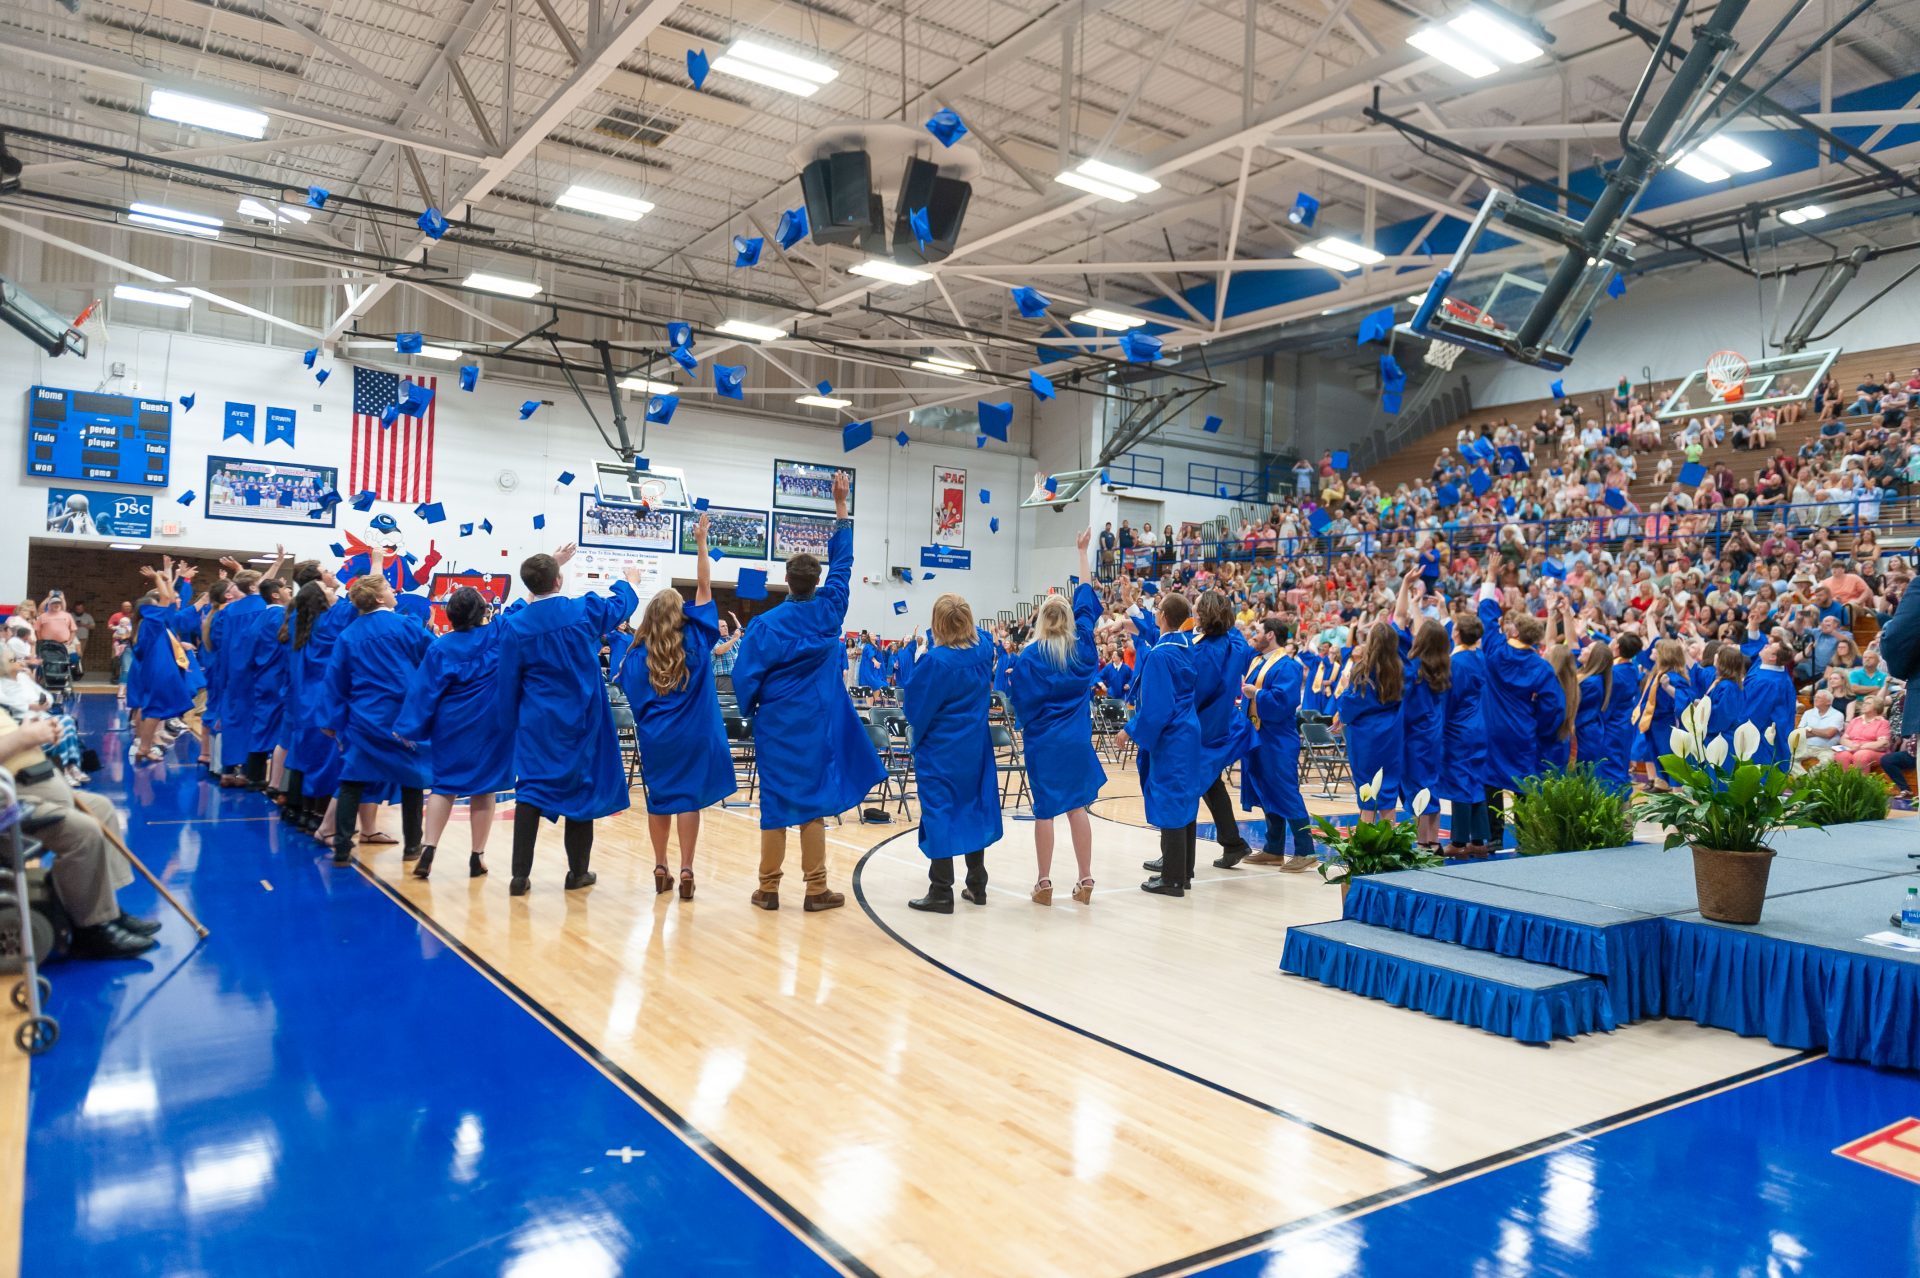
[799,151,874,247]
[891,158,972,265]
[790,121,981,255]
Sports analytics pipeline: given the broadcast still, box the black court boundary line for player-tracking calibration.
[1122,1047,1822,1278]
[350,859,881,1278]
[848,833,1434,1176]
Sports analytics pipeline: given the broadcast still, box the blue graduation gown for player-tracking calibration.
[247,604,289,756]
[213,592,265,751]
[164,584,207,700]
[888,644,915,688]
[1690,664,1717,699]
[1396,629,1445,813]
[1190,629,1254,780]
[495,583,638,821]
[1574,668,1633,793]
[1008,583,1106,820]
[614,600,736,815]
[1097,661,1131,701]
[1633,670,1696,782]
[287,598,355,795]
[1338,671,1403,810]
[1436,647,1491,803]
[1742,667,1798,769]
[993,649,1016,698]
[1475,598,1566,790]
[1241,651,1307,821]
[1702,676,1745,747]
[393,625,517,797]
[904,641,1003,857]
[325,608,432,787]
[858,642,886,688]
[1126,637,1204,829]
[129,605,195,719]
[731,523,883,830]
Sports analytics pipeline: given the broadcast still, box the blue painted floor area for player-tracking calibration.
[1197,1056,1920,1278]
[23,696,834,1277]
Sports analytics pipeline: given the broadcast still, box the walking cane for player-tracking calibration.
[103,825,209,938]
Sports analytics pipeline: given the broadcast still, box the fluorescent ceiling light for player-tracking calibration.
[850,259,933,285]
[1446,8,1544,64]
[1406,27,1499,77]
[1294,244,1362,271]
[236,198,311,225]
[796,395,852,408]
[1070,307,1145,330]
[1779,204,1827,225]
[1293,237,1384,272]
[109,543,145,550]
[415,345,462,360]
[714,318,786,342]
[462,272,542,298]
[712,40,838,97]
[127,202,222,238]
[555,184,654,221]
[618,377,679,394]
[1698,134,1771,173]
[1672,152,1730,183]
[1055,169,1139,202]
[1075,159,1160,195]
[113,284,190,309]
[912,357,975,376]
[147,88,268,139]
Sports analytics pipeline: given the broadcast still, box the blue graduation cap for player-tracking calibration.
[687,47,710,89]
[417,208,449,240]
[1467,436,1495,461]
[669,345,698,372]
[1381,354,1406,391]
[1288,191,1319,227]
[975,435,986,448]
[732,235,763,268]
[692,496,709,510]
[909,207,932,252]
[843,420,874,451]
[816,379,833,396]
[316,489,342,511]
[519,400,540,420]
[302,348,317,368]
[646,393,679,425]
[398,381,435,416]
[922,573,935,581]
[1501,496,1517,516]
[1498,443,1530,473]
[533,514,546,530]
[459,522,474,537]
[1331,449,1349,470]
[179,393,196,412]
[459,364,479,391]
[1550,379,1566,399]
[1118,331,1162,362]
[1044,475,1058,495]
[1607,272,1626,299]
[978,488,991,504]
[481,519,493,534]
[633,457,650,471]
[351,490,378,511]
[380,404,401,428]
[557,470,576,486]
[369,513,399,534]
[459,568,483,578]
[708,546,725,562]
[1541,557,1566,580]
[895,430,910,447]
[901,568,915,583]
[1604,487,1627,511]
[1468,468,1491,497]
[315,369,330,385]
[989,516,1000,533]
[176,489,196,506]
[1357,305,1396,345]
[714,363,745,400]
[1308,507,1333,533]
[1218,485,1230,497]
[1382,391,1403,415]
[329,541,347,558]
[668,321,692,350]
[776,207,808,250]
[1678,460,1708,488]
[978,400,1013,441]
[1011,286,1051,318]
[306,186,330,209]
[1028,369,1055,400]
[893,600,909,615]
[415,501,446,524]
[1142,579,1160,595]
[1436,483,1460,507]
[1202,414,1223,433]
[396,332,423,354]
[925,107,968,147]
[737,568,769,599]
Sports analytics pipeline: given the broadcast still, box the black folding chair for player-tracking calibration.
[609,697,642,790]
[989,723,1031,809]
[1299,720,1348,799]
[723,715,757,805]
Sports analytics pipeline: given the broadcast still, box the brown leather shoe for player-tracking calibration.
[1242,851,1287,865]
[750,889,780,910]
[803,889,845,912]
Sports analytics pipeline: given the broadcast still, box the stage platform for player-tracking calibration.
[1283,821,1920,1066]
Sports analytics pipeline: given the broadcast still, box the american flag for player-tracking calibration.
[351,366,437,503]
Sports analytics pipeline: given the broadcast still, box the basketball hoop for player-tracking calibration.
[1441,297,1501,330]
[1705,349,1749,401]
[1424,338,1464,371]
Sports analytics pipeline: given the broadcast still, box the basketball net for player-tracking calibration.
[1705,349,1748,402]
[1424,338,1463,371]
[73,299,107,364]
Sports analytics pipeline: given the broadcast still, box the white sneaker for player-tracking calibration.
[65,765,89,786]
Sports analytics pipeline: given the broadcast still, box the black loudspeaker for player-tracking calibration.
[892,158,971,264]
[799,151,874,247]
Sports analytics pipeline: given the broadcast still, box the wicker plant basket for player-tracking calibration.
[1691,845,1775,924]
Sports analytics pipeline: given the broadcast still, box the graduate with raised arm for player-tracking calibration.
[206,556,266,785]
[857,633,886,689]
[1475,581,1566,795]
[1238,619,1317,871]
[1393,570,1450,851]
[1097,648,1132,701]
[392,586,515,881]
[903,594,1003,913]
[731,472,882,911]
[1009,530,1106,905]
[615,513,736,900]
[495,541,643,896]
[1170,590,1254,871]
[1122,591,1205,897]
[127,558,196,763]
[300,553,378,843]
[322,572,432,866]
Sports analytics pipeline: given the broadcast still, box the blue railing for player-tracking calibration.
[1103,454,1165,489]
[1188,461,1262,500]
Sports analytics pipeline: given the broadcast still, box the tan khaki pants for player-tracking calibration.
[758,819,827,893]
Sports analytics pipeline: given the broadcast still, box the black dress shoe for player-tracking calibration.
[331,844,352,866]
[413,847,436,879]
[1214,843,1251,869]
[960,884,988,906]
[1140,876,1186,897]
[401,845,422,863]
[1142,857,1163,872]
[909,887,955,913]
[69,921,158,959]
[564,870,597,890]
[115,912,162,936]
[469,853,488,878]
[509,876,530,896]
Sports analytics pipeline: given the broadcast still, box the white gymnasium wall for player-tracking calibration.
[1474,255,1920,407]
[1,323,1044,634]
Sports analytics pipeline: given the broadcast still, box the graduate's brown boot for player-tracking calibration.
[751,888,780,910]
[804,889,844,911]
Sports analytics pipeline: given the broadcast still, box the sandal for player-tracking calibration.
[679,869,695,901]
[653,864,672,895]
[1032,878,1052,907]
[358,831,398,846]
[1072,878,1094,904]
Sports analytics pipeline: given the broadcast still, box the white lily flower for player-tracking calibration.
[1669,727,1696,759]
[1412,788,1431,814]
[1358,780,1377,803]
[1788,728,1806,755]
[1704,735,1729,768]
[1686,697,1712,738]
[1764,724,1777,746]
[1733,722,1761,761]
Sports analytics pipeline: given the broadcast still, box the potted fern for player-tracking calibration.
[1316,772,1444,898]
[1511,765,1633,855]
[1794,762,1893,823]
[1632,700,1824,924]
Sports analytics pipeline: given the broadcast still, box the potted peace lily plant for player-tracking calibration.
[1632,697,1823,925]
[1316,771,1444,899]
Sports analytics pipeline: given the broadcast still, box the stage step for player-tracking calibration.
[1279,920,1619,1045]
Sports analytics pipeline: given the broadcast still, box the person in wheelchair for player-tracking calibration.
[0,646,87,785]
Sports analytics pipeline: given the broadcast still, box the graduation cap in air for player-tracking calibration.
[317,489,342,512]
[1550,379,1566,399]
[893,600,909,615]
[901,567,916,584]
[1541,557,1566,580]
[1468,469,1492,497]
[633,457,650,471]
[737,567,769,600]
[459,522,474,537]
[1142,578,1159,594]
[687,48,711,89]
[176,490,196,506]
[370,513,400,534]
[179,393,196,412]
[1381,354,1407,392]
[1117,331,1162,363]
[415,501,446,524]
[459,365,479,392]
[1202,414,1223,433]
[1357,305,1396,345]
[533,514,546,530]
[732,235,764,268]
[776,207,808,250]
[1604,487,1627,511]
[646,393,679,425]
[519,400,540,420]
[1044,475,1058,496]
[977,400,1013,441]
[1332,449,1349,470]
[380,404,401,428]
[1607,273,1626,298]
[315,369,330,385]
[306,186,330,209]
[668,321,692,351]
[1382,391,1403,415]
[398,381,434,416]
[1028,369,1055,400]
[1677,460,1710,489]
[842,420,873,451]
[1308,507,1333,534]
[350,490,377,511]
[816,379,833,396]
[302,348,318,368]
[557,470,576,486]
[669,346,698,372]
[989,517,1000,533]
[925,107,968,147]
[329,541,347,558]
[396,332,423,354]
[1436,483,1460,507]
[692,496,709,510]
[1498,444,1530,473]
[417,207,449,240]
[895,430,911,447]
[978,488,990,504]
[975,436,986,448]
[908,207,933,251]
[1011,286,1051,318]
[481,518,494,534]
[1288,191,1319,227]
[708,546,725,562]
[714,364,745,400]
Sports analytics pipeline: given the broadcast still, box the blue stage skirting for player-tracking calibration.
[1345,878,1667,1023]
[1662,923,1920,1072]
[1281,928,1617,1045]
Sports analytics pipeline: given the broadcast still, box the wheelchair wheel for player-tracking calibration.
[11,976,50,1011]
[15,1015,58,1055]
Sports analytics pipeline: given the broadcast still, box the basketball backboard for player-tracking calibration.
[1654,347,1838,420]
[1021,467,1102,508]
[594,460,692,510]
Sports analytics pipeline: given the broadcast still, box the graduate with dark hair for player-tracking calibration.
[495,541,645,895]
[1125,592,1205,897]
[1174,589,1254,870]
[903,593,1002,913]
[615,513,735,899]
[1475,583,1567,794]
[1743,641,1799,771]
[1438,612,1493,853]
[246,578,291,796]
[1335,618,1405,820]
[207,565,265,785]
[1238,619,1317,871]
[1394,570,1451,851]
[324,573,432,866]
[279,577,340,831]
[730,471,881,911]
[393,585,516,880]
[126,559,197,762]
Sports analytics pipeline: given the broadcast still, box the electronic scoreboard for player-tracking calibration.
[25,385,173,488]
